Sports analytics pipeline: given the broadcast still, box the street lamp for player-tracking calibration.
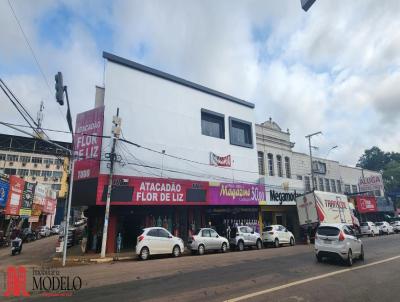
[305,131,322,191]
[325,145,338,159]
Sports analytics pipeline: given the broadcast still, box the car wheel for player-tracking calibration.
[346,249,353,267]
[256,239,262,250]
[172,245,181,257]
[274,238,280,248]
[371,231,374,237]
[359,245,364,261]
[238,240,244,251]
[198,244,205,255]
[316,254,323,263]
[290,237,295,246]
[140,247,149,260]
[221,242,228,253]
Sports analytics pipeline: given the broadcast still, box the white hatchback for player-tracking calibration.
[375,221,395,235]
[136,227,185,260]
[315,223,364,266]
[360,221,380,237]
[262,225,295,248]
[390,221,400,233]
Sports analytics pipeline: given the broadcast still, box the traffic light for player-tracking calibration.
[55,72,64,105]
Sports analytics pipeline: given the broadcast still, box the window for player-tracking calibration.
[239,227,248,233]
[42,171,53,177]
[374,190,381,197]
[210,229,219,238]
[258,152,265,175]
[352,185,358,193]
[201,109,225,139]
[17,169,29,176]
[4,168,16,175]
[30,170,41,177]
[229,117,253,148]
[304,176,311,192]
[202,229,211,237]
[7,154,18,162]
[337,180,342,193]
[277,155,283,177]
[53,171,63,178]
[32,157,42,164]
[43,158,54,165]
[313,177,317,190]
[325,179,331,192]
[55,158,64,166]
[317,226,340,236]
[285,157,291,178]
[267,154,274,176]
[331,179,337,193]
[51,184,61,191]
[344,184,351,193]
[158,229,170,238]
[19,156,31,163]
[319,178,324,191]
[297,175,303,180]
[147,229,158,237]
[0,154,6,161]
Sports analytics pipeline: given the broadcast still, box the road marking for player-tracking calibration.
[225,255,400,302]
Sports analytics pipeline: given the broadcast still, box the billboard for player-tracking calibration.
[356,196,377,213]
[19,182,36,216]
[358,175,383,192]
[5,176,25,216]
[73,106,105,181]
[96,175,266,206]
[43,190,57,214]
[0,178,9,207]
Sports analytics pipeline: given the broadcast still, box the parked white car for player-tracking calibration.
[229,226,262,251]
[315,223,364,266]
[51,225,60,235]
[360,221,380,237]
[375,221,394,235]
[262,225,295,248]
[188,228,229,255]
[136,227,184,260]
[37,226,51,237]
[390,221,400,233]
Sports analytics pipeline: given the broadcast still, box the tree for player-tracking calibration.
[383,161,400,193]
[357,146,390,172]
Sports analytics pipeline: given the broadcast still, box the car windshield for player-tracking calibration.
[317,226,340,236]
[360,223,368,226]
[263,227,273,231]
[375,222,383,226]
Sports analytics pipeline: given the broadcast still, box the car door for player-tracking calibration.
[201,229,211,250]
[246,226,256,245]
[239,227,249,245]
[157,228,173,254]
[146,229,161,254]
[209,229,220,249]
[344,226,361,255]
[280,226,290,243]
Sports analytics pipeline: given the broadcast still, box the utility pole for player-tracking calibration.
[305,131,322,191]
[100,108,121,258]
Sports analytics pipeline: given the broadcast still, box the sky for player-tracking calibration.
[0,0,399,166]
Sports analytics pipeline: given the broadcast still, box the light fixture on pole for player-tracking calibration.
[325,145,338,159]
[305,131,322,191]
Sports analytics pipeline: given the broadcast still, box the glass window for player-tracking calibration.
[19,156,31,163]
[17,169,29,176]
[344,184,351,193]
[317,226,340,236]
[277,155,283,177]
[352,185,358,193]
[337,180,342,193]
[209,229,219,238]
[0,154,6,161]
[304,176,311,192]
[53,171,63,178]
[55,158,64,166]
[313,177,317,190]
[331,179,337,193]
[158,229,170,238]
[258,152,265,175]
[374,190,381,197]
[239,227,248,233]
[297,175,303,180]
[6,154,18,161]
[268,154,274,176]
[284,157,291,178]
[41,171,52,177]
[201,110,224,139]
[202,229,211,237]
[51,184,61,190]
[43,158,54,165]
[147,229,158,237]
[319,178,324,191]
[246,226,253,233]
[32,157,42,164]
[325,179,331,192]
[30,170,41,177]
[4,168,16,175]
[229,118,253,148]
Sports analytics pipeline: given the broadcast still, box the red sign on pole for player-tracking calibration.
[73,106,105,180]
[5,176,25,216]
[356,196,377,213]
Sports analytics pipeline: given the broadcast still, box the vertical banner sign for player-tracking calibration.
[32,183,46,217]
[43,189,57,214]
[0,178,10,207]
[73,106,105,180]
[5,176,25,215]
[19,182,35,216]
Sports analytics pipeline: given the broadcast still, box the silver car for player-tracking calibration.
[229,225,262,251]
[188,228,229,255]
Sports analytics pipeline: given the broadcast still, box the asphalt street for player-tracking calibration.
[2,234,400,302]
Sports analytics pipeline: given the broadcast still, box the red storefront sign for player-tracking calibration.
[96,175,209,205]
[5,176,25,216]
[73,106,105,180]
[356,196,377,213]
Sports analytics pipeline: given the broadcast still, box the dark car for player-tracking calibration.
[22,228,37,243]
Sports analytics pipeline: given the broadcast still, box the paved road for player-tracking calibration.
[3,234,400,301]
